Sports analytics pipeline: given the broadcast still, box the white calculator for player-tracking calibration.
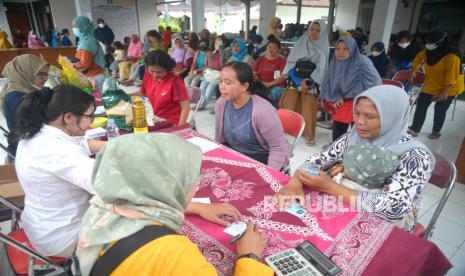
[265,241,341,276]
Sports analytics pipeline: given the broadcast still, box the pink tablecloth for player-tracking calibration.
[162,127,452,276]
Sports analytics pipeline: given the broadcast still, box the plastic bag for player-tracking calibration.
[101,77,133,131]
[58,55,93,94]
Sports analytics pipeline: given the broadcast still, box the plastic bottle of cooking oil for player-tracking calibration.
[132,97,148,133]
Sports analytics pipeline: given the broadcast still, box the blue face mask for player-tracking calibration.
[72,28,81,38]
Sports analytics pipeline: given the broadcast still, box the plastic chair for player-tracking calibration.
[0,196,66,275]
[277,108,305,155]
[381,79,404,90]
[0,125,15,161]
[392,70,425,107]
[187,87,203,130]
[413,153,457,240]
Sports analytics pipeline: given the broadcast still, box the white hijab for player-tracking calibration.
[348,85,434,166]
[283,19,329,84]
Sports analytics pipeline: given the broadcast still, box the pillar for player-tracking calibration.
[367,0,398,51]
[191,0,205,33]
[258,0,276,37]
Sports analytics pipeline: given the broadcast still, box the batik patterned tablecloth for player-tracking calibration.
[164,127,451,276]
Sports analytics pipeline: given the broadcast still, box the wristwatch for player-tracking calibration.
[237,253,261,262]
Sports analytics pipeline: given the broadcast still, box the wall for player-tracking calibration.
[392,0,416,34]
[0,0,12,40]
[276,5,329,25]
[49,0,77,42]
[334,0,361,31]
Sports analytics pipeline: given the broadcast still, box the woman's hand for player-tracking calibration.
[193,203,242,226]
[333,98,344,109]
[237,223,267,257]
[275,177,305,209]
[297,169,333,193]
[300,79,310,92]
[433,86,450,102]
[262,81,273,88]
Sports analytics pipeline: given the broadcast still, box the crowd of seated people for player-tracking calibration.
[0,13,462,275]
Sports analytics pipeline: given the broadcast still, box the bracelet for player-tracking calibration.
[237,253,261,262]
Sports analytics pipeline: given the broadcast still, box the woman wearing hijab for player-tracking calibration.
[127,34,144,59]
[184,41,211,88]
[169,37,194,78]
[94,18,115,50]
[389,30,423,71]
[0,29,13,49]
[72,16,106,87]
[408,30,464,140]
[228,38,254,66]
[27,31,45,48]
[368,42,391,78]
[277,85,435,231]
[77,133,272,275]
[1,54,49,160]
[268,17,282,41]
[321,36,381,141]
[198,36,230,110]
[281,20,330,146]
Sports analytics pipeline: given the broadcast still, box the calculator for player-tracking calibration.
[265,241,341,276]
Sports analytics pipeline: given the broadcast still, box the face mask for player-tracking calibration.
[72,28,81,37]
[398,42,410,49]
[425,43,438,51]
[98,23,105,28]
[371,51,381,57]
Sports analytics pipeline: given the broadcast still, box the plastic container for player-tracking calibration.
[106,118,120,140]
[132,97,148,133]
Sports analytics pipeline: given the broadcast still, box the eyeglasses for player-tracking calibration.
[77,113,96,120]
[36,72,49,78]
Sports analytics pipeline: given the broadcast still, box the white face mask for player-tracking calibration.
[98,23,105,28]
[425,43,438,51]
[371,51,381,57]
[398,42,410,49]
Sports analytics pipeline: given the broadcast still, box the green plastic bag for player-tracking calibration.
[101,78,133,132]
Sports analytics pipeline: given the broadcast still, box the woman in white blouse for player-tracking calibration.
[13,85,106,257]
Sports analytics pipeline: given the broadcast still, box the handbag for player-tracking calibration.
[295,58,317,79]
[203,68,220,82]
[174,48,188,74]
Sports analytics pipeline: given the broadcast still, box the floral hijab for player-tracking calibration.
[77,133,203,276]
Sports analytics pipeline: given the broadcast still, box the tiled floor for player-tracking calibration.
[0,78,464,274]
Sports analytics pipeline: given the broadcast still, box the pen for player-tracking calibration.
[229,223,257,244]
[229,230,246,244]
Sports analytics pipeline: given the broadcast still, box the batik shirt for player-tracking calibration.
[304,133,433,231]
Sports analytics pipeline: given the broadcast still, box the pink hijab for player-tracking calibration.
[127,34,144,58]
[27,31,44,48]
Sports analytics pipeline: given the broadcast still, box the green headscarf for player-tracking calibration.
[73,16,106,68]
[77,133,203,276]
[343,144,400,189]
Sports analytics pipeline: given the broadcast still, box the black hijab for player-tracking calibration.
[389,30,423,62]
[425,30,462,66]
[95,24,115,45]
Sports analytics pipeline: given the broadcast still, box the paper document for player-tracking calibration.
[186,137,220,153]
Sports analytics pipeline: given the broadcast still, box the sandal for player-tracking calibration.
[407,129,418,137]
[428,132,441,139]
[305,137,316,146]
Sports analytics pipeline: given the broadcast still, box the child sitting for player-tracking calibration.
[109,41,125,73]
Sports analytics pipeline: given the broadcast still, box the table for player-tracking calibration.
[160,127,452,276]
